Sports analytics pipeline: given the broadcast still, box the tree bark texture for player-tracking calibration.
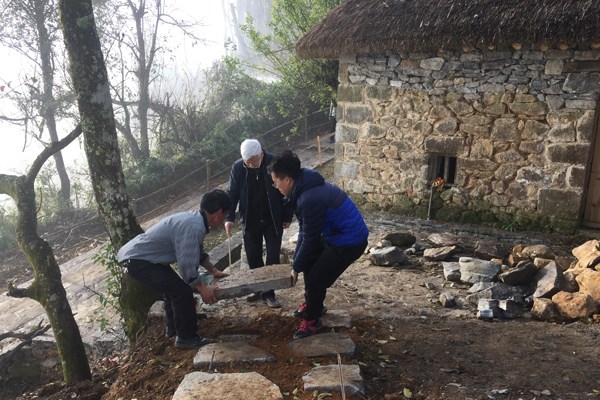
[58,0,159,342]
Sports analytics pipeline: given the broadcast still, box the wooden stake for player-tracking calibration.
[317,135,322,166]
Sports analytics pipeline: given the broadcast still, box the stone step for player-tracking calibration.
[173,371,283,400]
[193,341,275,368]
[174,329,362,399]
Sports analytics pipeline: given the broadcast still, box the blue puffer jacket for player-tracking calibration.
[289,168,369,272]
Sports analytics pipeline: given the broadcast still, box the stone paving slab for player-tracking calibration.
[303,364,365,395]
[173,371,283,400]
[287,332,356,357]
[193,341,276,368]
[321,309,352,328]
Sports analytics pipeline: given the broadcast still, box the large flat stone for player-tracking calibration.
[321,309,352,328]
[173,371,283,400]
[193,342,276,368]
[212,264,293,300]
[303,364,365,395]
[288,332,356,357]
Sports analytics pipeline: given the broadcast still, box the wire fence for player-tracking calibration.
[0,108,336,266]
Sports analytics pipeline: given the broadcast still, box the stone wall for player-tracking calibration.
[334,48,600,232]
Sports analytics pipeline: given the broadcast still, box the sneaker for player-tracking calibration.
[165,326,176,339]
[175,335,212,349]
[246,292,262,302]
[263,296,281,308]
[293,303,327,319]
[293,318,323,339]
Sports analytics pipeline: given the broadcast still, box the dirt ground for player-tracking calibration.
[10,214,600,400]
[4,158,600,399]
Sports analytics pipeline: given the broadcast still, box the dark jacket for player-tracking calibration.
[226,151,293,236]
[289,168,369,272]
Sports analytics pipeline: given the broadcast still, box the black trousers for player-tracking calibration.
[302,238,368,321]
[243,220,283,299]
[124,259,197,339]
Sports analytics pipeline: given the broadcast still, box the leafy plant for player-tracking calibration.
[91,242,123,331]
[240,0,341,116]
[501,217,518,232]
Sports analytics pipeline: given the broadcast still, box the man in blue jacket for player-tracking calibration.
[269,150,369,339]
[225,139,293,308]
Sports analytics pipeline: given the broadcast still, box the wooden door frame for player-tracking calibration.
[581,102,600,228]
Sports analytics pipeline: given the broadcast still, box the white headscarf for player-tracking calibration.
[240,139,262,160]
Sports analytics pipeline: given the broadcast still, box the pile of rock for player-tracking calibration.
[368,231,600,323]
[531,239,600,322]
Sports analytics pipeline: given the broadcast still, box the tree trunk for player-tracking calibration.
[133,0,150,160]
[34,0,72,207]
[2,127,90,384]
[14,179,90,383]
[58,0,159,342]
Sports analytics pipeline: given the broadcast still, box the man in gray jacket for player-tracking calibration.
[117,189,230,349]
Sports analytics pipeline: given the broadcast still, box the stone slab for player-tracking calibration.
[173,371,283,400]
[193,341,276,368]
[212,264,293,300]
[303,364,365,395]
[210,232,243,271]
[321,309,352,328]
[288,332,356,357]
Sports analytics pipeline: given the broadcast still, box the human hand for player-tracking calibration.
[224,221,234,236]
[196,284,218,304]
[211,269,229,279]
[291,270,298,287]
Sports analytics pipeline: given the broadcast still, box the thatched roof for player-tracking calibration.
[296,0,600,59]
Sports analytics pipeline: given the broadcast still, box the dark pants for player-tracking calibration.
[243,220,282,299]
[125,259,197,339]
[302,238,368,321]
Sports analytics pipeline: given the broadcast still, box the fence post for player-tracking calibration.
[304,116,308,142]
[206,160,211,191]
[317,135,322,166]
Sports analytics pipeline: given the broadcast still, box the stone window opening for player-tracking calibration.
[429,154,457,187]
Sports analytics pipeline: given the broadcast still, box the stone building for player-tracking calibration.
[295,0,600,232]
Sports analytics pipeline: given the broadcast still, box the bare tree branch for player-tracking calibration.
[27,124,81,182]
[7,280,30,298]
[0,319,50,342]
[0,320,51,373]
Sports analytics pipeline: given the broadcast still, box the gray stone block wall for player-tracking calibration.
[335,48,600,231]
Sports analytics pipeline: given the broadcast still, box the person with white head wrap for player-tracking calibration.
[240,139,262,161]
[224,139,293,308]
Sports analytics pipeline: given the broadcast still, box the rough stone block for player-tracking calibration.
[548,143,590,165]
[424,136,465,154]
[538,188,582,219]
[212,264,292,300]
